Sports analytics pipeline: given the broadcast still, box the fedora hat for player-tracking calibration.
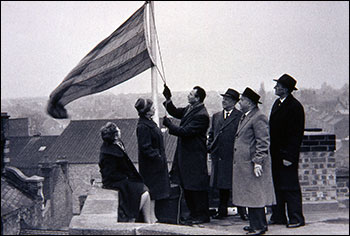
[274,74,298,90]
[241,87,262,104]
[220,88,240,101]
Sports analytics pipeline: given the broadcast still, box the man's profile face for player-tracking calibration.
[188,89,199,105]
[274,82,287,97]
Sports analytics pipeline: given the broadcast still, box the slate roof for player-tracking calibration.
[8,118,30,137]
[8,136,31,162]
[46,118,178,164]
[8,136,58,169]
[1,177,34,217]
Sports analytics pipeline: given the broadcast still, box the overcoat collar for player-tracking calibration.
[100,141,126,156]
[219,108,240,131]
[271,94,294,116]
[138,116,157,128]
[236,107,259,135]
[181,102,205,125]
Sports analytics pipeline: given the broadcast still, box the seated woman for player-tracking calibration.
[98,122,157,223]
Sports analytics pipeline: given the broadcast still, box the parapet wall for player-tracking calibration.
[69,181,230,235]
[299,132,348,210]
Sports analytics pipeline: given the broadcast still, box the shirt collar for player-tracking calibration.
[245,110,251,116]
[280,95,288,103]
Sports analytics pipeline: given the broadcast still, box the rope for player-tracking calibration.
[148,2,167,85]
[147,1,169,118]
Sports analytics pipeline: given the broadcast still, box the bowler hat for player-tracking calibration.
[274,74,298,90]
[241,87,262,104]
[135,98,153,115]
[220,88,240,101]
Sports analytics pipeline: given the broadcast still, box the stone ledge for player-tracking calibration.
[69,215,231,235]
[80,186,119,217]
[303,201,339,212]
[69,184,232,235]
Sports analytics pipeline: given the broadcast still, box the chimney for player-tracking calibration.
[1,112,10,173]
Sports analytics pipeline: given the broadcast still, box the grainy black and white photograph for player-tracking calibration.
[1,1,349,235]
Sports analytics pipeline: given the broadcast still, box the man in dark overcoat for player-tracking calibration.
[269,74,305,228]
[162,85,210,225]
[207,88,248,220]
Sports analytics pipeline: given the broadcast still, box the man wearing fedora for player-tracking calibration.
[268,74,305,228]
[232,87,276,235]
[207,88,248,221]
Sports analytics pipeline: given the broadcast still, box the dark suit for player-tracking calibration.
[208,108,246,216]
[269,94,305,225]
[163,100,210,221]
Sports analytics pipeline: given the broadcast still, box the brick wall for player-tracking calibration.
[336,168,349,208]
[299,132,348,210]
[300,133,336,152]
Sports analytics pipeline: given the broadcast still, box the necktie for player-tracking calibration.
[240,114,246,122]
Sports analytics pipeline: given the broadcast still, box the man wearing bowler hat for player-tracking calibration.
[268,74,305,228]
[232,87,276,235]
[207,88,248,221]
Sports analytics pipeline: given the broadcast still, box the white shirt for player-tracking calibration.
[280,97,287,104]
[224,109,233,119]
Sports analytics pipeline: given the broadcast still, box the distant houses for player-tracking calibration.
[305,98,349,140]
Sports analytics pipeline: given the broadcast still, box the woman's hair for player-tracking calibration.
[100,122,118,143]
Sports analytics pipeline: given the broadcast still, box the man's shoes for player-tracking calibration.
[287,222,305,228]
[179,216,193,226]
[245,228,267,235]
[212,213,227,220]
[243,226,268,232]
[179,219,193,226]
[268,219,287,225]
[191,217,210,224]
[240,213,249,221]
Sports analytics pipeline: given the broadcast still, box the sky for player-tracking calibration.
[1,1,349,100]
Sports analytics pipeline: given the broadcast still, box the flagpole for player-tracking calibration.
[149,1,160,127]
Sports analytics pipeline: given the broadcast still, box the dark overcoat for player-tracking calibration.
[99,141,146,220]
[269,94,305,190]
[136,117,170,200]
[207,108,242,189]
[163,101,210,191]
[232,107,276,208]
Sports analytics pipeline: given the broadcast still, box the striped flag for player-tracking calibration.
[47,4,153,119]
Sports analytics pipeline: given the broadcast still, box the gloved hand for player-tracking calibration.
[163,84,172,100]
[163,116,172,127]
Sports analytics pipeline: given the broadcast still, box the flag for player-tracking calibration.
[47,4,153,119]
